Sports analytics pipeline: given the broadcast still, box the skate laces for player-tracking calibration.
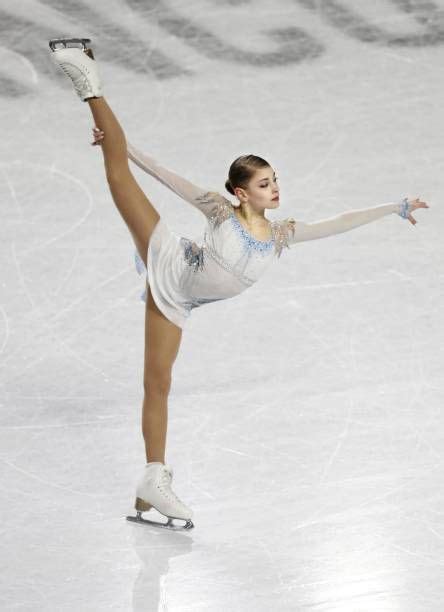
[159,466,184,506]
[59,62,90,93]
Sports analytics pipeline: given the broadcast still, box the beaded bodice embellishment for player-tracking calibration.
[194,191,233,229]
[230,213,274,254]
[272,218,296,258]
[180,237,205,272]
[194,190,297,258]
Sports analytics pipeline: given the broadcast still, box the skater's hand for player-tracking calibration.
[404,197,430,225]
[91,126,104,146]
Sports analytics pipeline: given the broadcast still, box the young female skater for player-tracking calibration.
[49,38,429,531]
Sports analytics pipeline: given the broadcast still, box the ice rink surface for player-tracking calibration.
[1,1,443,610]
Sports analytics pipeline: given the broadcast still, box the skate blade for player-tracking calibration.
[129,497,194,530]
[126,511,194,531]
[49,38,92,52]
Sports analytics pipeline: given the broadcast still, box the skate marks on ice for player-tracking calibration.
[0,47,38,99]
[2,0,444,100]
[0,157,97,373]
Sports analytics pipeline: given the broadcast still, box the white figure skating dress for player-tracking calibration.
[128,142,409,329]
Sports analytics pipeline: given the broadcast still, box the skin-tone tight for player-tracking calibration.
[87,97,183,464]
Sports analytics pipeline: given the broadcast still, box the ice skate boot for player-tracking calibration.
[49,37,103,101]
[126,462,194,530]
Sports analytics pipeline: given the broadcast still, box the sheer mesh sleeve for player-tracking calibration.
[127,141,231,221]
[279,202,400,249]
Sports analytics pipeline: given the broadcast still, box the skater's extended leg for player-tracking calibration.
[50,41,159,266]
[87,97,160,267]
[142,286,183,464]
[50,40,193,528]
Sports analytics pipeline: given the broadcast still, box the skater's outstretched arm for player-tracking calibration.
[283,198,428,245]
[126,141,209,206]
[92,129,234,225]
[125,142,234,224]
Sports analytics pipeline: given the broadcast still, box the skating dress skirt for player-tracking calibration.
[127,141,403,329]
[134,217,189,328]
[134,208,283,330]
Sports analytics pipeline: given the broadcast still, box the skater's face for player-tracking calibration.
[236,166,280,210]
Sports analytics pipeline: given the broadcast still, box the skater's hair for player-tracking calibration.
[225,155,271,198]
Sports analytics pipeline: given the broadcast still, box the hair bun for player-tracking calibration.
[225,179,234,195]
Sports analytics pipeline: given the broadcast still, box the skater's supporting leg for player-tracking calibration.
[142,286,183,463]
[141,395,167,463]
[87,97,160,266]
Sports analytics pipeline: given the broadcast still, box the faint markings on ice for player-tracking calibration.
[0,304,11,357]
[296,134,348,185]
[24,162,94,258]
[1,457,99,501]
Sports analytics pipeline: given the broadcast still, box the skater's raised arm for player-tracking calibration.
[126,141,206,203]
[91,127,233,222]
[283,198,425,245]
[126,141,224,219]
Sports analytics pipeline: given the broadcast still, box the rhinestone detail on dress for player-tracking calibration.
[194,190,297,258]
[180,238,205,272]
[272,218,296,258]
[230,213,274,254]
[194,191,233,229]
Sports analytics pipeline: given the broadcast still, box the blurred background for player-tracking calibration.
[0,1,442,610]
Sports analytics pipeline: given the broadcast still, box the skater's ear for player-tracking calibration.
[233,186,248,202]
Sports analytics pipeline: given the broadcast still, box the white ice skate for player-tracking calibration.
[126,462,194,530]
[49,37,103,101]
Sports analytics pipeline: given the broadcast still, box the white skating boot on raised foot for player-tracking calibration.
[49,38,103,101]
[126,462,194,530]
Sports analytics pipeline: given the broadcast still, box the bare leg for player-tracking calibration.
[86,97,160,266]
[86,99,182,463]
[143,287,183,464]
[141,395,168,463]
[88,97,128,175]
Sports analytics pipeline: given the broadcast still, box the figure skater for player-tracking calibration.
[48,38,429,531]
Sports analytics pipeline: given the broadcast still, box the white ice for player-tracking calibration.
[0,1,443,610]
